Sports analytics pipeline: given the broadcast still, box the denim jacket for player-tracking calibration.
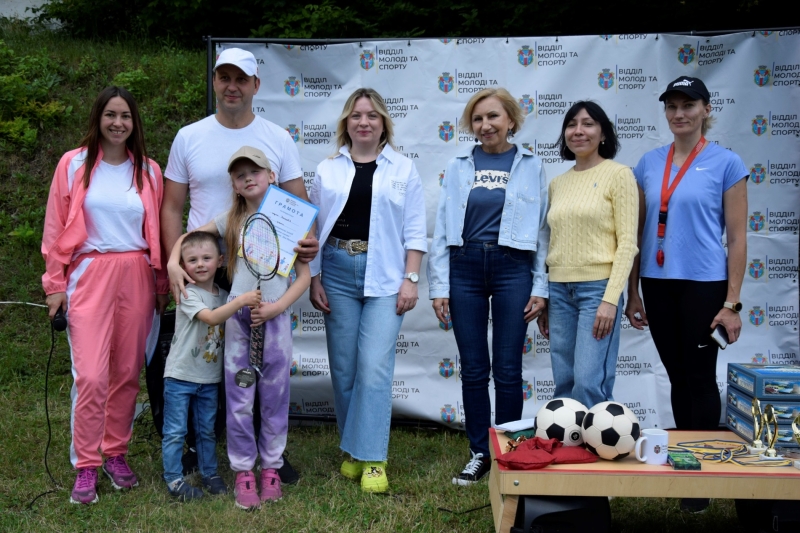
[427,144,549,299]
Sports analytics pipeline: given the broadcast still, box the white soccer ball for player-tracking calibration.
[581,401,641,460]
[533,398,589,446]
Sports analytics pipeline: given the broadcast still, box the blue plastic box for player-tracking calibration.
[727,363,800,400]
[726,386,800,422]
[725,409,798,448]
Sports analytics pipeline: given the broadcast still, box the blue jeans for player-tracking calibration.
[162,377,219,483]
[449,242,533,456]
[548,280,622,409]
[321,243,404,462]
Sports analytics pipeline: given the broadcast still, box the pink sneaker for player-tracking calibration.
[70,468,99,504]
[103,455,138,490]
[259,468,282,502]
[234,471,261,510]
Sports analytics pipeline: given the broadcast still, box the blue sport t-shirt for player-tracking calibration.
[633,142,747,281]
[462,145,517,242]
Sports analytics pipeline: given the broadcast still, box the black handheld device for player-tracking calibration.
[53,307,67,332]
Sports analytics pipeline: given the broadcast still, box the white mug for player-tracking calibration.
[635,428,669,465]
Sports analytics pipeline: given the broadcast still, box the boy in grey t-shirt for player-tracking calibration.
[162,231,261,501]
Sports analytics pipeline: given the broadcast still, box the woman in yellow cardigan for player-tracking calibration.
[540,101,638,409]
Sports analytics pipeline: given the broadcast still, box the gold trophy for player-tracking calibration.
[792,412,800,446]
[760,404,781,459]
[747,397,767,454]
[775,411,800,460]
[793,413,800,446]
[790,413,800,463]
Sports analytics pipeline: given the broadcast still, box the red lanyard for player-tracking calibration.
[656,137,706,267]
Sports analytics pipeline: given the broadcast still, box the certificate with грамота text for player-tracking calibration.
[258,185,319,277]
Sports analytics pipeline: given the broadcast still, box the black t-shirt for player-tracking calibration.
[333,160,376,241]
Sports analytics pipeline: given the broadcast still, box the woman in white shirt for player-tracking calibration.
[309,88,427,493]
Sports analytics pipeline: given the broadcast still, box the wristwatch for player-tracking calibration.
[723,301,743,313]
[404,272,420,283]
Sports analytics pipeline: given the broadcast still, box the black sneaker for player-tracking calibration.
[452,451,491,486]
[202,475,228,495]
[181,448,198,476]
[167,479,204,502]
[278,453,300,485]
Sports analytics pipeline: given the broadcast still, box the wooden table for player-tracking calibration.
[488,429,800,533]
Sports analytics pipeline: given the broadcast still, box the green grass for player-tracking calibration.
[0,17,752,533]
[0,360,749,532]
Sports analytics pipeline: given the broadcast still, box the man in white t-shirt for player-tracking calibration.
[160,48,316,485]
[161,47,318,267]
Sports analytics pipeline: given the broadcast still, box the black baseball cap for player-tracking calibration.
[658,76,711,102]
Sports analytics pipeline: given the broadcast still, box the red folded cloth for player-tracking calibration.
[518,437,562,453]
[551,445,597,464]
[496,448,555,470]
[496,435,596,470]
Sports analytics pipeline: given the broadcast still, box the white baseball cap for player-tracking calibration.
[214,48,259,78]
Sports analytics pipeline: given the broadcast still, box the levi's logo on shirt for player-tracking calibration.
[473,170,509,191]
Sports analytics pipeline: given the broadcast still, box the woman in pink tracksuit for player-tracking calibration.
[42,86,169,505]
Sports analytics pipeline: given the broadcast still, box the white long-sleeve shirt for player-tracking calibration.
[310,144,427,297]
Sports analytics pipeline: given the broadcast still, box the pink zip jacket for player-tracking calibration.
[42,146,169,295]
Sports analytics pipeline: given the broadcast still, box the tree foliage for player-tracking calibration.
[0,19,206,254]
[0,40,71,152]
[32,0,793,45]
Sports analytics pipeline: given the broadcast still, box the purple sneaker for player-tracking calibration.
[103,455,139,490]
[70,468,99,504]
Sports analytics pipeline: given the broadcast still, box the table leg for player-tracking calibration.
[490,465,519,533]
[500,494,518,533]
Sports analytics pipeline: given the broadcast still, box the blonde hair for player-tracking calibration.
[224,158,273,281]
[702,115,716,135]
[334,88,394,152]
[459,88,524,135]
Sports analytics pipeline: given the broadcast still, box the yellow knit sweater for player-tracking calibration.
[546,159,639,304]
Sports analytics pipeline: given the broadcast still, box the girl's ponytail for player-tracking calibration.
[224,190,249,283]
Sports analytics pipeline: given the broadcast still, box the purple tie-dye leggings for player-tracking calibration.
[224,302,291,472]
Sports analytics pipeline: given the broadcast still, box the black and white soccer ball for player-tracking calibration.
[581,401,641,460]
[533,398,588,446]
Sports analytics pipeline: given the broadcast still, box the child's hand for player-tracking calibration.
[237,290,261,309]
[250,301,283,327]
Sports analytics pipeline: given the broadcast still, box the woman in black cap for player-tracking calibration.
[625,76,748,475]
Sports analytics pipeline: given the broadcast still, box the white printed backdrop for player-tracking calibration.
[218,31,800,430]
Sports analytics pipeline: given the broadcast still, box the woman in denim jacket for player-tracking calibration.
[428,88,549,485]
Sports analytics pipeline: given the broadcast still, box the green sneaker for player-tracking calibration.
[360,462,388,493]
[340,457,363,480]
